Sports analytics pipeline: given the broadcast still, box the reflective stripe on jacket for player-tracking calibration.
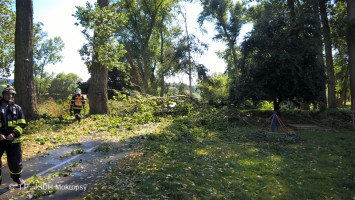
[71,94,85,110]
[0,101,27,143]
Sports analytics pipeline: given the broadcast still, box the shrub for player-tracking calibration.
[198,73,229,106]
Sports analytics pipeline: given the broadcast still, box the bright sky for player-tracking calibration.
[33,0,252,83]
[33,0,95,82]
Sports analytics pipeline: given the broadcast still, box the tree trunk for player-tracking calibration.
[142,48,149,93]
[217,16,238,77]
[222,24,238,77]
[151,62,157,95]
[88,0,109,114]
[339,74,349,106]
[311,1,327,111]
[287,0,295,21]
[159,27,165,97]
[317,47,328,111]
[338,65,350,106]
[348,0,355,115]
[320,0,337,108]
[182,4,193,97]
[14,0,37,120]
[160,74,165,97]
[273,98,280,115]
[311,0,327,111]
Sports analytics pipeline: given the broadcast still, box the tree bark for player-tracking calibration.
[320,0,337,108]
[183,7,193,97]
[159,26,165,97]
[14,0,37,119]
[142,47,149,93]
[273,98,280,115]
[311,0,327,110]
[317,46,328,111]
[338,69,349,106]
[218,18,238,76]
[88,0,109,114]
[348,0,355,115]
[287,0,295,22]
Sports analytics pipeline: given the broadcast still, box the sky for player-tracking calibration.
[33,0,252,83]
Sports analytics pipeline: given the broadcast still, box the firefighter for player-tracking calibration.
[70,88,85,122]
[0,84,27,186]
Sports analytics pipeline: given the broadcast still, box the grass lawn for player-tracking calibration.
[83,109,355,200]
[8,98,354,199]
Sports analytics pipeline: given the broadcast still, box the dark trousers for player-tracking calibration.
[0,141,23,183]
[74,109,82,122]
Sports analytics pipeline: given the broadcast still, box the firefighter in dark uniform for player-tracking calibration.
[0,85,27,186]
[70,88,85,122]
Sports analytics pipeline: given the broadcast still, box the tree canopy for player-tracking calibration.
[0,0,15,78]
[4,0,354,114]
[48,73,82,99]
[198,0,244,76]
[230,2,326,112]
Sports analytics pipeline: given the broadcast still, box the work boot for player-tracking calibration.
[13,178,25,187]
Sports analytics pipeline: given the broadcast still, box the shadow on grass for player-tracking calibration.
[83,111,355,200]
[31,105,353,199]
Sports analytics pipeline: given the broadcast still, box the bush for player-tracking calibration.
[198,73,229,106]
[37,99,68,118]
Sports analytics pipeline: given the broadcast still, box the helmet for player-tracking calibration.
[2,84,16,95]
[75,88,81,95]
[0,84,7,98]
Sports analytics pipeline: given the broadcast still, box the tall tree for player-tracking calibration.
[75,0,126,114]
[156,13,180,97]
[348,0,355,113]
[330,1,349,106]
[233,4,326,113]
[198,0,243,77]
[118,0,178,93]
[180,1,194,97]
[309,0,328,110]
[173,33,207,94]
[158,13,168,97]
[320,0,337,108]
[33,22,64,97]
[89,0,109,114]
[14,0,37,119]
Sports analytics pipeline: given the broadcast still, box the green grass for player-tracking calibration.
[18,96,355,199]
[83,108,355,200]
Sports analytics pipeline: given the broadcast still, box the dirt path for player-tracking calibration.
[0,136,134,200]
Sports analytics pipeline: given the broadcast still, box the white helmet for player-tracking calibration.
[75,88,81,95]
[2,84,16,95]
